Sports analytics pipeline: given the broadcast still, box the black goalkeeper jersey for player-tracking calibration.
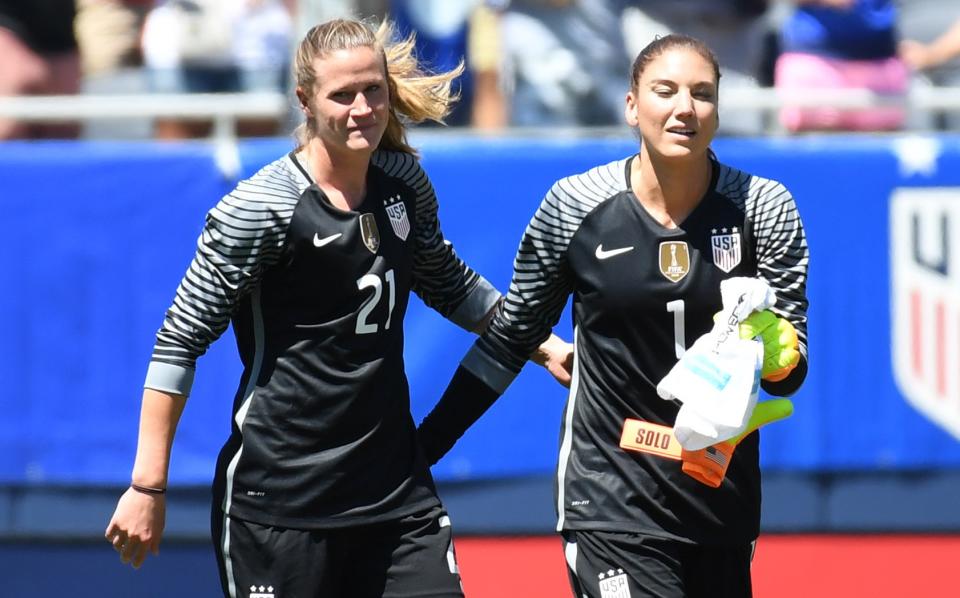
[144,150,499,528]
[465,155,809,545]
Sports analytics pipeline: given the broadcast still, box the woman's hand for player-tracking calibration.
[104,486,166,569]
[532,334,574,388]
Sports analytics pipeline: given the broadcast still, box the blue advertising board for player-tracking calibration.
[2,134,960,485]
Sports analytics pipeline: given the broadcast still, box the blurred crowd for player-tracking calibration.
[1,0,959,140]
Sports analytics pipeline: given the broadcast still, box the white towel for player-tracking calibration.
[657,278,776,450]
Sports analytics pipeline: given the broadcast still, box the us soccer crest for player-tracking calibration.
[359,213,380,254]
[659,241,690,283]
[384,194,410,241]
[890,188,960,440]
[598,568,631,598]
[711,227,742,272]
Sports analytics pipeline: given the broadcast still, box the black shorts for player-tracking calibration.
[212,505,463,598]
[562,530,754,598]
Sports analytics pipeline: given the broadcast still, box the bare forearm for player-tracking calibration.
[927,20,960,65]
[130,388,186,488]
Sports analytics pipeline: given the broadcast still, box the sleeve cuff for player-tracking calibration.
[448,278,501,331]
[462,343,519,395]
[144,361,195,397]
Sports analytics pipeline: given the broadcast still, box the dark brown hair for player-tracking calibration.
[630,34,721,91]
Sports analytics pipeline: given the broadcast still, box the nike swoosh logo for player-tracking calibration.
[313,233,342,247]
[595,244,634,260]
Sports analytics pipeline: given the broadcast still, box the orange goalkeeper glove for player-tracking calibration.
[681,398,794,488]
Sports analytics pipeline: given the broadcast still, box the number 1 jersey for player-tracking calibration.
[467,155,809,544]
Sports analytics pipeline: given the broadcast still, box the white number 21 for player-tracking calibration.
[356,268,396,334]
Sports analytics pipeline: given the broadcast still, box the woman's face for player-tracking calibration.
[625,47,718,161]
[300,46,390,155]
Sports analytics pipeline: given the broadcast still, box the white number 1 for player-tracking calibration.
[666,299,685,358]
[356,268,396,335]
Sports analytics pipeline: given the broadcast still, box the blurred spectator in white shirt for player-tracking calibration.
[141,0,293,138]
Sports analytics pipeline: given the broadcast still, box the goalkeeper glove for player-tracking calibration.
[681,398,794,487]
[738,310,800,382]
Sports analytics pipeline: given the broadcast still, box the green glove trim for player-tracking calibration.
[728,398,795,446]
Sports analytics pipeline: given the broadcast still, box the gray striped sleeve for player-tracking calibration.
[718,165,810,356]
[471,159,626,389]
[373,150,499,331]
[145,157,305,397]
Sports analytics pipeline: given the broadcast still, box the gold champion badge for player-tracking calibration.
[359,213,380,254]
[659,241,690,283]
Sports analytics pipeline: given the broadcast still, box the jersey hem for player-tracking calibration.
[222,495,442,530]
[559,519,759,546]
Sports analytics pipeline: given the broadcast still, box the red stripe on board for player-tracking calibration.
[752,535,960,598]
[457,536,568,597]
[936,301,946,397]
[912,290,922,376]
[454,535,960,598]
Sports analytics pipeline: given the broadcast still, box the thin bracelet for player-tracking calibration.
[131,483,167,496]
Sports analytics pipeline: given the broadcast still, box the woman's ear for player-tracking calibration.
[296,87,311,116]
[624,91,639,127]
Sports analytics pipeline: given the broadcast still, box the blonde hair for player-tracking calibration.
[293,18,463,155]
